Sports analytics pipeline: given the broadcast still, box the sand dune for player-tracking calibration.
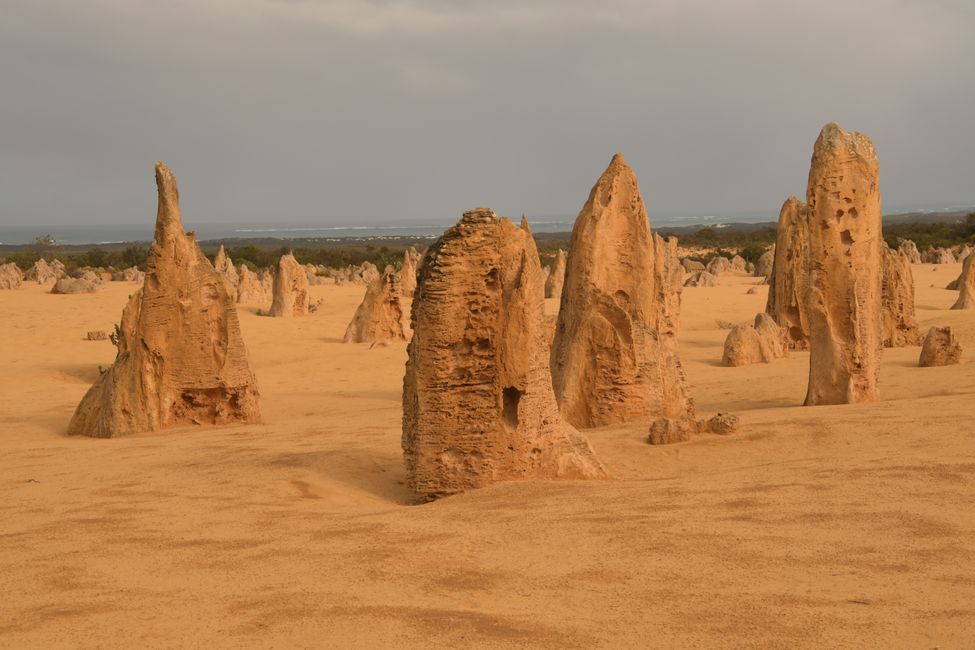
[1,264,973,648]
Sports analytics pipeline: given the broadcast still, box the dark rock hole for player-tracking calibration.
[502,386,522,428]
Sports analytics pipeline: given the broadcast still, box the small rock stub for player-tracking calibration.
[0,263,24,290]
[918,327,962,367]
[722,313,788,367]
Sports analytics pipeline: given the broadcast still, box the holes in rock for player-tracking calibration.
[835,209,844,219]
[502,386,522,428]
[613,290,630,309]
[840,230,854,246]
[847,207,858,219]
[485,268,499,289]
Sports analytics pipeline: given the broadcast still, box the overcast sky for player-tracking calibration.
[1,0,973,227]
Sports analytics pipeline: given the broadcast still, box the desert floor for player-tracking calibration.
[1,264,973,649]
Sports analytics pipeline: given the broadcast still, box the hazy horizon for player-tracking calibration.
[1,1,973,228]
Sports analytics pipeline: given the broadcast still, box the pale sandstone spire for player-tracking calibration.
[268,252,310,317]
[803,124,883,405]
[344,265,411,343]
[550,153,693,428]
[67,162,261,438]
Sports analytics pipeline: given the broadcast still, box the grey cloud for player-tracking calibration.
[0,0,972,227]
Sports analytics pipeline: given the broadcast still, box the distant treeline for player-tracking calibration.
[5,214,974,272]
[1,239,412,273]
[882,214,975,251]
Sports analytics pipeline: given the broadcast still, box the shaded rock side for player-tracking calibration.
[66,162,261,438]
[803,123,883,405]
[402,209,607,500]
[236,265,270,306]
[550,154,694,428]
[722,313,788,366]
[544,249,567,299]
[268,253,310,317]
[343,265,412,343]
[880,244,922,347]
[766,196,811,349]
[918,327,962,367]
[950,252,975,310]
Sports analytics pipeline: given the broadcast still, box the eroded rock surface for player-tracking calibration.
[881,244,922,347]
[24,259,65,284]
[544,249,567,299]
[399,247,422,298]
[236,265,270,306]
[684,271,718,287]
[925,247,955,264]
[951,253,975,310]
[647,412,740,445]
[766,196,811,349]
[754,248,774,278]
[403,209,606,500]
[550,154,693,428]
[51,278,101,294]
[213,246,239,296]
[898,239,922,264]
[343,266,411,343]
[268,253,310,317]
[112,266,144,283]
[706,256,730,275]
[803,123,883,405]
[918,326,962,367]
[722,313,788,366]
[66,162,261,438]
[0,263,23,289]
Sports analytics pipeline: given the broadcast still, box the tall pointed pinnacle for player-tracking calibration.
[66,162,261,438]
[551,153,693,428]
[154,161,184,245]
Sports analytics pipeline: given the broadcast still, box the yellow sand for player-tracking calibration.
[1,264,973,648]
